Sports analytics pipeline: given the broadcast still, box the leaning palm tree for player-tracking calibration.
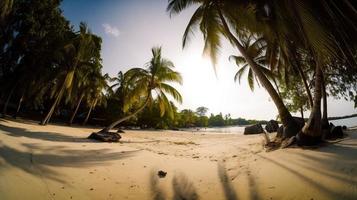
[229,34,279,92]
[82,72,109,125]
[167,0,301,137]
[98,47,182,133]
[41,22,100,125]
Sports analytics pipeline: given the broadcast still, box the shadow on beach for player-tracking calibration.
[0,122,93,143]
[0,142,139,183]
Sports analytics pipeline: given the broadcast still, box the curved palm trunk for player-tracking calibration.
[69,93,84,125]
[217,9,299,137]
[41,83,65,125]
[300,63,323,139]
[99,95,151,133]
[82,98,97,126]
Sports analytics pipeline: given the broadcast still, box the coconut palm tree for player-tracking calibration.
[168,0,357,141]
[68,63,102,125]
[98,47,182,133]
[41,22,100,125]
[82,72,109,125]
[229,34,278,92]
[167,0,301,137]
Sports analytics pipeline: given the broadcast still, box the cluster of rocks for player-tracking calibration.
[243,119,280,135]
[88,131,122,142]
[243,117,347,141]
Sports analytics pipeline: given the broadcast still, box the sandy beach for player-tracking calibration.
[0,118,356,200]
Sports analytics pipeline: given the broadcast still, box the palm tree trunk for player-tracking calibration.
[272,78,281,97]
[14,93,24,118]
[99,94,151,133]
[217,9,299,137]
[69,93,84,126]
[300,63,323,138]
[296,61,314,108]
[321,73,329,138]
[41,83,65,125]
[300,106,304,119]
[2,85,16,116]
[83,98,97,126]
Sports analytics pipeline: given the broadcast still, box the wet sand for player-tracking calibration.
[0,118,356,199]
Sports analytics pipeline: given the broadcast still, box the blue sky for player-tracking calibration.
[61,0,356,120]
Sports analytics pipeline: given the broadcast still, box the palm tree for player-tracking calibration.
[229,34,279,92]
[168,0,357,141]
[167,0,300,137]
[68,64,101,125]
[98,47,183,133]
[82,72,109,125]
[41,22,100,125]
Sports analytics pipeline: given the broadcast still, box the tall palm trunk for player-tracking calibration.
[296,62,314,108]
[83,98,97,126]
[321,73,329,138]
[272,78,282,98]
[14,93,24,118]
[289,45,314,108]
[2,85,16,116]
[217,9,299,137]
[99,94,151,133]
[41,82,66,125]
[300,63,323,139]
[69,93,84,125]
[300,106,304,119]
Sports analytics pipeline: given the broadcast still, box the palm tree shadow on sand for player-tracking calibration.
[149,170,199,200]
[0,122,93,143]
[0,142,139,183]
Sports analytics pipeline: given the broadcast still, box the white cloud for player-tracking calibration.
[102,23,120,37]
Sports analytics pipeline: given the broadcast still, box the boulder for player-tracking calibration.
[296,132,321,146]
[88,132,121,142]
[325,125,344,139]
[265,120,279,133]
[276,125,284,138]
[342,125,347,130]
[283,117,305,138]
[244,124,264,135]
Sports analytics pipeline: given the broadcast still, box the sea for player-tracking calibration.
[184,116,357,134]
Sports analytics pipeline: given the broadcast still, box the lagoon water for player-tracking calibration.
[186,116,357,134]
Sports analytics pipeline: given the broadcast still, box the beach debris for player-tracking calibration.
[244,124,264,135]
[158,170,167,178]
[88,132,121,142]
[265,120,279,133]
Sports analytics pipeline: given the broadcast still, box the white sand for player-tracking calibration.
[0,118,356,199]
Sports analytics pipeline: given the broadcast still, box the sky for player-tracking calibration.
[61,0,356,120]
